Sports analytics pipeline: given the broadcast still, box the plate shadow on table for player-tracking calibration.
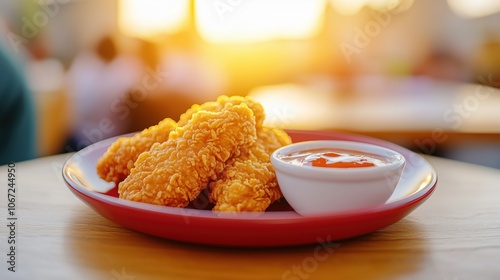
[63,206,431,280]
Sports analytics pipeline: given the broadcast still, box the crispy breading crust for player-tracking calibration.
[209,146,281,212]
[118,103,257,207]
[96,118,177,183]
[178,95,266,128]
[209,128,291,213]
[257,127,292,155]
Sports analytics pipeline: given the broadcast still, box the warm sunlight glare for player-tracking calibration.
[330,0,367,16]
[447,0,500,18]
[118,0,189,39]
[249,84,334,129]
[330,0,414,16]
[195,0,326,43]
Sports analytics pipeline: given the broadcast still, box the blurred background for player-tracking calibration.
[1,0,499,167]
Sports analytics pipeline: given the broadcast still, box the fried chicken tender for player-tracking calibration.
[118,103,257,207]
[209,146,281,212]
[178,95,266,128]
[209,128,291,213]
[96,118,177,183]
[257,127,292,155]
[178,94,289,154]
[188,98,292,212]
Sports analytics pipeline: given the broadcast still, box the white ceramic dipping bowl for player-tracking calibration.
[271,140,406,216]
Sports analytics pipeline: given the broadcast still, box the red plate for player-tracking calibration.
[63,130,437,247]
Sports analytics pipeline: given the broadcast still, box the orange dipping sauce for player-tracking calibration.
[280,148,388,168]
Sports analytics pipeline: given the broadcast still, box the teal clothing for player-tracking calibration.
[0,43,36,164]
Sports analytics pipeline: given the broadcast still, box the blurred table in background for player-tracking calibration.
[249,76,500,168]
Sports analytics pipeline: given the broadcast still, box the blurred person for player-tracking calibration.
[65,35,142,151]
[128,38,228,131]
[0,41,37,164]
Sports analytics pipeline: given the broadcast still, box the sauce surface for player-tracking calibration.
[280,148,389,168]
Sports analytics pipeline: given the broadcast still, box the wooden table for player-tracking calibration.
[1,153,499,280]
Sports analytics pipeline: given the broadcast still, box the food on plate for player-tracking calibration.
[96,95,291,212]
[209,145,281,212]
[96,118,177,183]
[257,127,292,155]
[178,95,266,128]
[118,103,257,207]
[178,95,291,152]
[209,127,291,212]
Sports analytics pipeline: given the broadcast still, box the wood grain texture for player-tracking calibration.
[0,154,499,280]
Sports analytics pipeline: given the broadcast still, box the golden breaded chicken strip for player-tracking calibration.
[96,118,177,183]
[209,146,281,213]
[179,95,289,153]
[209,128,290,212]
[257,127,292,155]
[118,103,256,207]
[178,95,265,128]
